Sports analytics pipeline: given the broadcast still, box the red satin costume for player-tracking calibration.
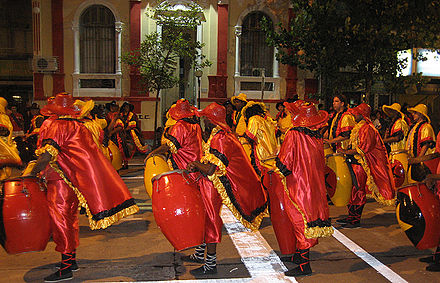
[275,127,332,250]
[350,120,395,206]
[36,117,139,253]
[162,118,203,173]
[198,127,267,243]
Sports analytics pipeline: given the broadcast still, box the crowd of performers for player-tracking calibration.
[1,91,440,281]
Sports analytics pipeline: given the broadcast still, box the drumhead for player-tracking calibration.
[2,176,40,183]
[151,169,189,182]
[397,182,426,191]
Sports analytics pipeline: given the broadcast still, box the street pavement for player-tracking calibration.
[1,156,440,282]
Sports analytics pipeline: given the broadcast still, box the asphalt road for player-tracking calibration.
[1,158,440,282]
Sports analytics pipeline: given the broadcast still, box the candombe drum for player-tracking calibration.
[262,171,296,254]
[389,150,408,188]
[408,153,440,183]
[396,182,440,250]
[324,145,352,206]
[152,170,205,251]
[107,140,122,171]
[0,176,51,254]
[144,154,170,198]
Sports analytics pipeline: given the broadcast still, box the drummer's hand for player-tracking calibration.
[425,175,436,189]
[336,148,346,154]
[187,161,199,173]
[323,139,331,144]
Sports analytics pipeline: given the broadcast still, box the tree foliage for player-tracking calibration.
[263,0,440,102]
[121,2,211,139]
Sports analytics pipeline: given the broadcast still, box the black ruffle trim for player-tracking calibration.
[210,148,229,167]
[42,138,61,151]
[275,157,292,177]
[182,116,200,124]
[291,127,323,139]
[390,130,404,140]
[164,132,182,150]
[218,175,267,223]
[92,198,137,221]
[420,140,435,149]
[249,145,261,176]
[307,218,332,228]
[169,155,178,170]
[412,122,424,157]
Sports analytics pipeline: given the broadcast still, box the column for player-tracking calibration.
[234,25,241,77]
[51,0,65,95]
[129,0,142,96]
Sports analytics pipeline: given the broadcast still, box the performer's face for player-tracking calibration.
[333,97,344,112]
[354,114,363,123]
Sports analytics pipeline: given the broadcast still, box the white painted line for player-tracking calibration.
[128,163,145,166]
[332,228,408,283]
[220,206,297,282]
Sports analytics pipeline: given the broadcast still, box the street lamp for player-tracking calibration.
[195,69,203,108]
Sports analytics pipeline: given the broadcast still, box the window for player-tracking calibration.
[73,2,122,97]
[80,5,115,74]
[240,12,273,77]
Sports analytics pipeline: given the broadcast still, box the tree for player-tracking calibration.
[263,0,440,103]
[121,2,211,145]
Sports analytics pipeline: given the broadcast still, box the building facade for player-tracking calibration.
[26,0,320,137]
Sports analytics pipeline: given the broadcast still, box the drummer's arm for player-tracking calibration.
[324,134,349,145]
[187,161,216,176]
[408,151,440,165]
[338,148,357,155]
[145,144,170,160]
[25,151,51,177]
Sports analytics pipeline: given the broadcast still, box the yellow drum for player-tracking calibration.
[389,150,409,188]
[108,140,122,171]
[144,154,170,198]
[324,145,352,206]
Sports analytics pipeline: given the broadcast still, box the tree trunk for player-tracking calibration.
[153,88,161,148]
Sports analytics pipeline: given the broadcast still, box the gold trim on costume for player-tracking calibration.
[351,121,396,206]
[274,168,334,239]
[35,144,59,161]
[202,126,267,231]
[49,162,139,230]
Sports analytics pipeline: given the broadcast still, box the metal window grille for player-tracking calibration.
[240,12,273,77]
[80,5,115,74]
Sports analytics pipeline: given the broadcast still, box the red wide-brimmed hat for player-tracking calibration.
[348,103,371,121]
[283,99,304,116]
[168,99,197,120]
[40,92,81,117]
[196,102,231,132]
[290,101,329,128]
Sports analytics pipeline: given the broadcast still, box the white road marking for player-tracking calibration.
[332,228,408,283]
[121,176,144,180]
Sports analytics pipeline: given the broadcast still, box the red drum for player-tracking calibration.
[396,183,440,250]
[152,170,205,251]
[262,171,296,254]
[0,177,51,254]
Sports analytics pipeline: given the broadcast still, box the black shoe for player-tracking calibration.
[190,265,217,276]
[280,254,300,264]
[284,264,312,277]
[426,263,440,272]
[336,217,352,224]
[341,222,361,229]
[44,270,73,282]
[181,254,204,264]
[56,262,79,272]
[420,255,435,263]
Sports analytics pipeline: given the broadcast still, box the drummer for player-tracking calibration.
[406,104,436,179]
[25,92,139,282]
[382,103,409,186]
[185,102,268,276]
[0,97,22,180]
[242,101,279,175]
[337,103,395,228]
[231,93,252,159]
[324,94,355,152]
[146,99,202,175]
[274,101,333,276]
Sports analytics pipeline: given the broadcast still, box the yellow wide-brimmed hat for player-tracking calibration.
[382,103,404,119]
[408,104,430,123]
[231,93,248,105]
[74,99,95,119]
[0,97,7,113]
